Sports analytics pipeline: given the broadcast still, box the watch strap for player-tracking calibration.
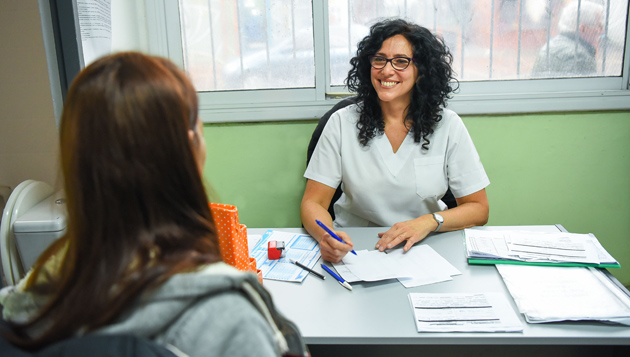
[432,213,444,232]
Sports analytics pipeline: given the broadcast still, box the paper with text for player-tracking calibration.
[464,229,617,265]
[496,265,630,325]
[251,230,321,282]
[408,292,523,332]
[77,0,112,66]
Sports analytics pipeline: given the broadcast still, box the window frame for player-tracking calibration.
[146,0,630,123]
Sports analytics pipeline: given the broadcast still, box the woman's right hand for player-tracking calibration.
[301,179,353,262]
[319,230,354,263]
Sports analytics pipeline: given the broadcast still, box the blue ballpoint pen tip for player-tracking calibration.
[316,220,357,255]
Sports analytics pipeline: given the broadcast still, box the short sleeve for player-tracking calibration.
[444,112,490,198]
[304,111,344,189]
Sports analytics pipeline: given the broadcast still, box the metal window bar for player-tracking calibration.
[432,0,437,34]
[602,0,611,73]
[348,0,352,58]
[543,1,552,77]
[291,0,297,61]
[236,1,245,79]
[206,0,218,90]
[263,1,271,75]
[574,0,582,59]
[181,3,190,74]
[517,0,523,77]
[489,0,495,79]
[460,5,465,79]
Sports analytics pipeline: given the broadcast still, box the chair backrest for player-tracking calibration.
[305,97,457,219]
[306,97,359,220]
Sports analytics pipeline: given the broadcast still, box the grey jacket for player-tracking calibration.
[1,263,307,357]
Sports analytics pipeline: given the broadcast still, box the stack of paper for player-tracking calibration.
[496,265,630,325]
[408,292,523,332]
[251,230,321,282]
[333,245,461,288]
[464,229,619,267]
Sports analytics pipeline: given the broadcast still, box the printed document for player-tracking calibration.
[464,229,617,265]
[77,0,112,66]
[496,265,630,325]
[408,292,523,332]
[251,230,321,282]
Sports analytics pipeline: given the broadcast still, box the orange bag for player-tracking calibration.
[210,203,262,284]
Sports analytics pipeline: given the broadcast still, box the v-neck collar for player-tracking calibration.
[374,132,415,176]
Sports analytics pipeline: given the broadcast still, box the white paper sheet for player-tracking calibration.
[507,232,599,264]
[247,234,261,254]
[388,245,461,288]
[464,229,617,265]
[251,230,321,282]
[77,0,112,66]
[465,230,511,258]
[337,249,412,281]
[496,265,630,325]
[332,245,460,288]
[408,292,523,332]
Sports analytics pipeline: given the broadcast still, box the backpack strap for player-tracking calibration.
[237,276,309,357]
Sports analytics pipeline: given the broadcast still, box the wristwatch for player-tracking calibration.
[432,213,444,232]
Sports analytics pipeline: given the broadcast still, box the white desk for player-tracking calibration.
[253,225,630,356]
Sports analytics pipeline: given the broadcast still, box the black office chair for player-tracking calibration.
[306,96,457,221]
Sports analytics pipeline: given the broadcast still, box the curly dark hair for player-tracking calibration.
[345,18,458,150]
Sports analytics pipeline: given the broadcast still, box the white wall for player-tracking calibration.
[0,0,150,195]
[0,1,60,192]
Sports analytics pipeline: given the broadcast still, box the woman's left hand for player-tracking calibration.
[375,215,436,252]
[375,189,490,253]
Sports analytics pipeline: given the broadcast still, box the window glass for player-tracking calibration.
[179,0,314,92]
[328,0,627,86]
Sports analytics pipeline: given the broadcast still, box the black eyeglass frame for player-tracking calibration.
[368,55,416,70]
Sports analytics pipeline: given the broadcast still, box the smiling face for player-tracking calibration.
[370,34,419,108]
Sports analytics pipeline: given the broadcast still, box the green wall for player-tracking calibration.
[203,111,630,286]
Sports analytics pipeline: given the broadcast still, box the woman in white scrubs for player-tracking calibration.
[301,19,490,263]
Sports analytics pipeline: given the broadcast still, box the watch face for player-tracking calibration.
[434,213,444,223]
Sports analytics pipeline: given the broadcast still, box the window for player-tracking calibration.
[179,0,315,91]
[146,0,630,122]
[328,0,626,82]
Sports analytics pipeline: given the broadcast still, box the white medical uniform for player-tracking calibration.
[304,104,490,228]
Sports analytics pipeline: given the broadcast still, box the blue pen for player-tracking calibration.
[316,219,357,255]
[321,264,352,291]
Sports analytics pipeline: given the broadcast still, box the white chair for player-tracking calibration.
[1,180,32,286]
[0,180,53,286]
[0,185,11,215]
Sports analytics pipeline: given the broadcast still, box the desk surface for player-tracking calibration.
[253,225,630,346]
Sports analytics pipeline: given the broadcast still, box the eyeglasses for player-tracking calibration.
[368,55,415,70]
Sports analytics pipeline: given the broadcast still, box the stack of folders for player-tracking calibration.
[463,229,620,268]
[465,229,629,325]
[496,265,630,325]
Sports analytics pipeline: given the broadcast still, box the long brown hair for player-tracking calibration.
[7,52,221,349]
